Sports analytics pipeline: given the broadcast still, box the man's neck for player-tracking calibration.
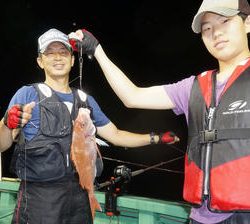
[217,54,250,82]
[44,77,71,93]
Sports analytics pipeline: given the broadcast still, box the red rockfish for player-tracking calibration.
[71,108,102,220]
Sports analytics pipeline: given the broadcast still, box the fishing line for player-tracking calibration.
[102,156,184,174]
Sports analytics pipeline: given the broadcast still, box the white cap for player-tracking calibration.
[38,28,72,53]
[192,0,250,33]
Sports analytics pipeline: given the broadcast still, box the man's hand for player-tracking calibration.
[159,131,179,144]
[68,29,99,59]
[150,131,179,144]
[3,102,35,129]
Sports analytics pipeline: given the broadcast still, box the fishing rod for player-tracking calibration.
[96,156,183,190]
[96,157,184,217]
[102,155,184,174]
[96,156,184,190]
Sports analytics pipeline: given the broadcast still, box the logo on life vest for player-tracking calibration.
[229,100,247,110]
[223,100,250,115]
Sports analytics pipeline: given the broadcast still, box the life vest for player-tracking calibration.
[184,58,250,212]
[12,83,89,182]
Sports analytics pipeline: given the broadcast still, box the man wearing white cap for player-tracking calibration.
[70,0,250,223]
[0,28,178,224]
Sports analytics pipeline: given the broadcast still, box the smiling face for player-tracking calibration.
[37,41,74,79]
[200,13,250,63]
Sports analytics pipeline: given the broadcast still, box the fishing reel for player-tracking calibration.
[114,165,132,183]
[104,165,131,217]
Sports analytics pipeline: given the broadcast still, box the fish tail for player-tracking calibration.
[88,193,102,219]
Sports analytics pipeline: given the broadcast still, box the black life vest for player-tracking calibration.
[13,83,88,182]
[184,58,250,212]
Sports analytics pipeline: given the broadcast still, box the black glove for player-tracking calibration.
[81,29,99,59]
[69,29,99,59]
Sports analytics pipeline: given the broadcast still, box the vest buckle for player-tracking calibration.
[200,129,218,143]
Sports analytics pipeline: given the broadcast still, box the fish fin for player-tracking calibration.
[96,137,109,147]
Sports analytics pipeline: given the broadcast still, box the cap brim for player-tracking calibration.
[39,39,72,53]
[192,8,239,33]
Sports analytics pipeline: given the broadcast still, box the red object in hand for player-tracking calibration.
[159,131,176,144]
[4,104,23,129]
[69,38,78,52]
[69,29,99,59]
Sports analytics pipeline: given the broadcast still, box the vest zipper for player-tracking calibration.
[204,107,216,195]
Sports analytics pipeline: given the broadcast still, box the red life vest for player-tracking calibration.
[184,58,250,212]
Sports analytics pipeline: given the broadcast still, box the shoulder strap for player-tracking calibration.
[72,88,92,120]
[73,88,88,108]
[32,83,53,101]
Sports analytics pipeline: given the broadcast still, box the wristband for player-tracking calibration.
[150,132,157,144]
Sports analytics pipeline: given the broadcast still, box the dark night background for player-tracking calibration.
[1,0,217,203]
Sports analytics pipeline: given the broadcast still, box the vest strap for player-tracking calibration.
[199,128,250,144]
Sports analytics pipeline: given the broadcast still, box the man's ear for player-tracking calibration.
[244,15,250,33]
[37,56,44,69]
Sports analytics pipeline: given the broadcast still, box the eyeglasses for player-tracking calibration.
[42,49,71,58]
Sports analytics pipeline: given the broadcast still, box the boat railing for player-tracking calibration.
[0,178,190,224]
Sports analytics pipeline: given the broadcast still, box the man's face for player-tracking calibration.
[200,12,249,62]
[37,41,74,78]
